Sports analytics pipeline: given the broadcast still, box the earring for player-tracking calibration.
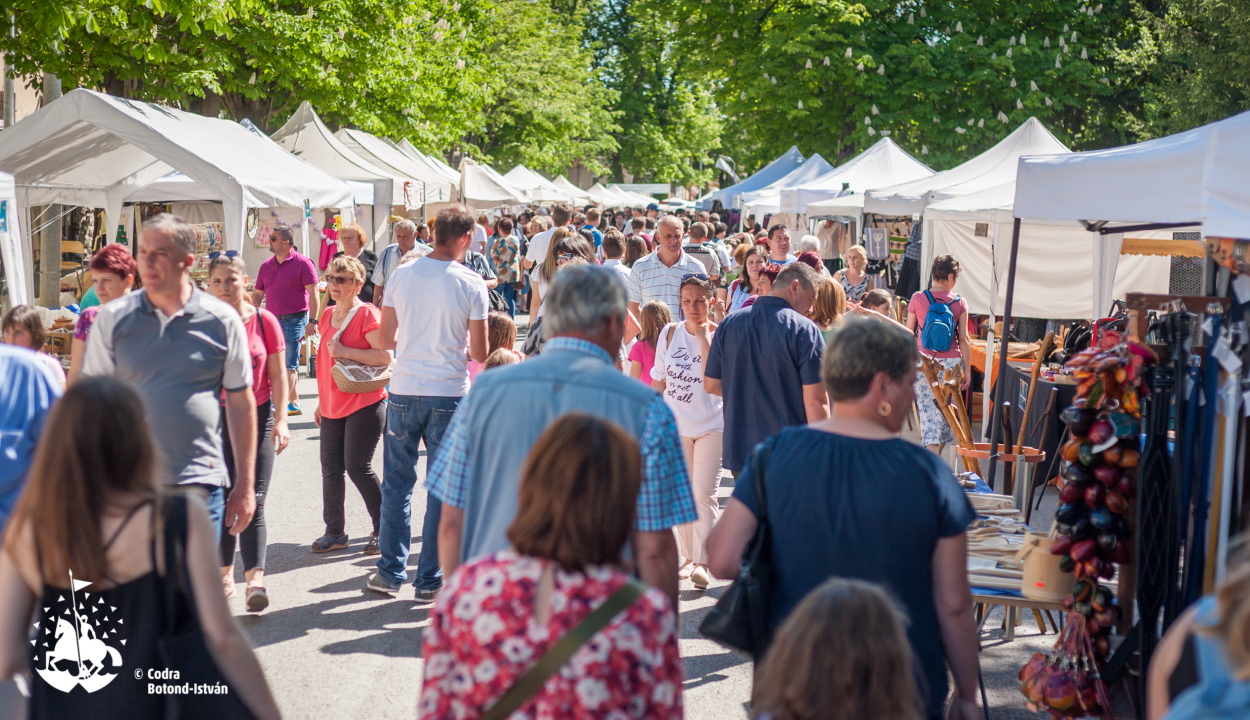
[877,401,893,417]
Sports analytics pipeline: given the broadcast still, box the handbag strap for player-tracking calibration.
[480,579,647,720]
[331,303,362,344]
[160,494,191,636]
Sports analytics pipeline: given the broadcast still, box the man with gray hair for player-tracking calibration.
[370,218,419,308]
[84,213,258,540]
[427,264,696,610]
[628,214,708,321]
[705,261,829,475]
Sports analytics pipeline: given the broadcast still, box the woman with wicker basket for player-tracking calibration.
[312,255,390,556]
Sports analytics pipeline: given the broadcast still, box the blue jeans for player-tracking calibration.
[187,484,225,544]
[377,395,461,589]
[498,283,516,317]
[277,314,308,371]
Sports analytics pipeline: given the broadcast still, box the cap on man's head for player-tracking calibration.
[646,202,660,211]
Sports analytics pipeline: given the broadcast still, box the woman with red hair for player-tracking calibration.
[67,244,136,384]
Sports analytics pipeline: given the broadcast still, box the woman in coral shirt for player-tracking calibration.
[312,256,391,556]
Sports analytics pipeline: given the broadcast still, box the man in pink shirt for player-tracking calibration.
[252,226,320,416]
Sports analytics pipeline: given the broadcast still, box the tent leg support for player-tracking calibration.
[986,217,1021,490]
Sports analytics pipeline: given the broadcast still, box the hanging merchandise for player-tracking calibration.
[1019,341,1148,718]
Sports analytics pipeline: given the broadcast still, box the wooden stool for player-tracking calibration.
[971,592,1065,642]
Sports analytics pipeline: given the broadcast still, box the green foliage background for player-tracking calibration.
[0,0,1246,182]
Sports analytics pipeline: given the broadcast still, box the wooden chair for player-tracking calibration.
[61,240,87,296]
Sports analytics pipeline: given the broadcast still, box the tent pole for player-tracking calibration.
[985,217,1022,490]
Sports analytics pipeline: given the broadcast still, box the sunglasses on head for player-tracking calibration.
[325,275,354,285]
[681,273,710,282]
[207,250,239,260]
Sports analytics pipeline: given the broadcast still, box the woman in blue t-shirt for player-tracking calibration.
[707,316,981,720]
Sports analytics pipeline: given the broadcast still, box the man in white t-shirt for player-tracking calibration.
[370,204,489,602]
[522,202,571,271]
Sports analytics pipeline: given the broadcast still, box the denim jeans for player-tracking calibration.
[377,395,461,589]
[187,483,225,545]
[498,283,516,317]
[277,314,308,371]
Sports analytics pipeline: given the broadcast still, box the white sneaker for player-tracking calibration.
[691,566,710,590]
[678,561,695,580]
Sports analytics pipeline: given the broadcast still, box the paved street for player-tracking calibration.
[221,374,1058,720]
[0,373,1058,720]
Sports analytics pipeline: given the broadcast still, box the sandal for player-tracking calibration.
[223,575,236,599]
[245,586,269,612]
[311,534,349,553]
[362,533,380,556]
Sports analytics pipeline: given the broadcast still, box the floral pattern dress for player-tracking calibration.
[419,550,683,720]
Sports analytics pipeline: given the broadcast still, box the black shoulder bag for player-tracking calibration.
[698,441,774,657]
[158,494,257,720]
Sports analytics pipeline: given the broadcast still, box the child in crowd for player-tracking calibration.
[860,288,894,317]
[470,311,522,382]
[627,301,671,385]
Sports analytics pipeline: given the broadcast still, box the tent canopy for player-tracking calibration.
[586,182,634,207]
[335,128,455,203]
[503,165,570,202]
[271,101,413,208]
[865,118,1066,216]
[397,139,460,185]
[738,153,837,215]
[460,159,525,205]
[0,172,28,305]
[0,88,353,252]
[781,138,934,215]
[1014,109,1250,238]
[698,146,805,210]
[608,184,659,207]
[551,175,593,205]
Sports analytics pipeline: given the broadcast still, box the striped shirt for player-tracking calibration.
[627,250,707,320]
[370,242,409,289]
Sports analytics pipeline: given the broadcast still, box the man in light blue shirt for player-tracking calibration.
[428,264,696,610]
[0,344,61,533]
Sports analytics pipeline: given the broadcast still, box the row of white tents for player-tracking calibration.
[698,117,1183,320]
[0,89,664,306]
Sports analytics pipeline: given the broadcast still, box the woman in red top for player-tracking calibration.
[207,255,290,612]
[313,256,390,556]
[418,415,683,720]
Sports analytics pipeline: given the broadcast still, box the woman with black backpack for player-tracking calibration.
[905,255,972,454]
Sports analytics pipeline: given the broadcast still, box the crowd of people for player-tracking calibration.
[0,200,1245,720]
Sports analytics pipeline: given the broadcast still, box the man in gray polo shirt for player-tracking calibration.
[84,214,258,538]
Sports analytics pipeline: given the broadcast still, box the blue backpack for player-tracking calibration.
[920,290,959,353]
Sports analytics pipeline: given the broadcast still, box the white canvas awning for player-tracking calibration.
[335,128,457,204]
[551,176,593,205]
[460,159,525,205]
[271,101,417,211]
[1014,109,1250,239]
[781,138,934,215]
[503,165,570,203]
[738,153,836,215]
[608,184,659,207]
[0,172,29,306]
[397,139,460,185]
[699,146,805,210]
[865,118,1066,217]
[925,182,1171,318]
[0,88,353,254]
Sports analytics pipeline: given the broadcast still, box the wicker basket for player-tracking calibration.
[330,358,391,393]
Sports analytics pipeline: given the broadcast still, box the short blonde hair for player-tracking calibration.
[845,244,868,262]
[327,255,366,285]
[809,276,846,330]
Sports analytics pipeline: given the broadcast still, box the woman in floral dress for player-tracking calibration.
[418,415,684,720]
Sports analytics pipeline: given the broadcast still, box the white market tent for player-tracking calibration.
[781,138,934,216]
[925,181,1170,319]
[460,159,526,206]
[0,89,353,260]
[738,153,836,216]
[1014,110,1250,240]
[503,165,570,203]
[864,118,1062,217]
[0,172,29,306]
[397,139,460,186]
[609,184,659,207]
[551,175,593,205]
[335,128,457,204]
[698,146,805,210]
[271,101,419,248]
[586,183,633,208]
